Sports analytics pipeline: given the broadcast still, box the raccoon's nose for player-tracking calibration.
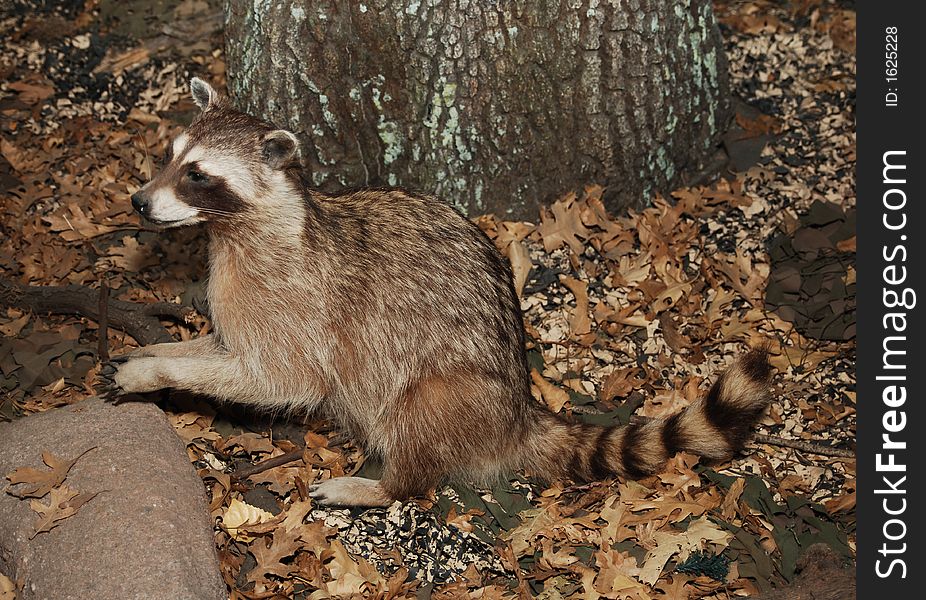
[131,192,149,215]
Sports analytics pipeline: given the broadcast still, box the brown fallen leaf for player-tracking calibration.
[658,312,690,353]
[0,139,29,173]
[0,571,16,600]
[506,240,532,298]
[638,517,732,585]
[30,484,101,538]
[600,367,646,403]
[537,192,591,254]
[824,491,856,514]
[222,498,276,542]
[5,447,97,499]
[322,539,385,597]
[42,205,120,241]
[219,432,278,456]
[590,548,648,597]
[95,235,159,273]
[92,45,151,76]
[530,368,570,414]
[560,275,593,339]
[247,522,303,584]
[721,477,746,520]
[0,312,30,337]
[7,81,56,105]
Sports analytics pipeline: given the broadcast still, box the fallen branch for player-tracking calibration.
[0,277,193,346]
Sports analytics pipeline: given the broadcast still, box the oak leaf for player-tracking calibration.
[638,517,732,585]
[538,193,591,254]
[247,525,303,584]
[530,369,570,414]
[561,275,593,339]
[29,484,100,538]
[5,447,96,499]
[223,498,275,542]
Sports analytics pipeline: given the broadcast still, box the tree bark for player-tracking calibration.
[224,0,732,219]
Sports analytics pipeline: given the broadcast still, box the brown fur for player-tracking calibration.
[108,80,774,506]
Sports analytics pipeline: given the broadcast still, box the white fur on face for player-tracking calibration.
[181,143,206,165]
[195,156,260,201]
[148,187,202,226]
[179,144,259,201]
[172,134,190,158]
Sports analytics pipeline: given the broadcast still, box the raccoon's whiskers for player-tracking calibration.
[196,207,237,217]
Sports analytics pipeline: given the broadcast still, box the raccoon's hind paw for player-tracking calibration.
[97,362,128,403]
[309,477,394,508]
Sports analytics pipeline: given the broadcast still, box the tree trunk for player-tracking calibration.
[224,0,732,219]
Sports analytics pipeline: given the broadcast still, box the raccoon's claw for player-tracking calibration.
[98,362,127,403]
[108,354,132,364]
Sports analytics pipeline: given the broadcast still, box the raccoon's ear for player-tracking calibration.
[190,77,218,111]
[262,130,300,169]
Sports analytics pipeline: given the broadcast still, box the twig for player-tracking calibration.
[0,276,193,346]
[629,415,853,459]
[231,449,304,480]
[753,433,854,459]
[97,277,109,361]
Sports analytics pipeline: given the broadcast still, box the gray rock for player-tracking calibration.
[0,398,226,600]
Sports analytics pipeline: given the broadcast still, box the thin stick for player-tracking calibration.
[232,449,304,480]
[629,415,853,459]
[97,278,109,361]
[753,433,854,459]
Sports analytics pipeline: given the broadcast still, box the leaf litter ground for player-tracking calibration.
[0,0,855,598]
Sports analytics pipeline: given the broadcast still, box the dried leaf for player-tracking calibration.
[507,240,532,298]
[538,193,591,254]
[638,517,732,585]
[7,81,55,105]
[6,447,96,499]
[323,539,384,596]
[560,275,593,339]
[223,498,275,542]
[531,369,570,414]
[0,572,16,600]
[0,313,30,337]
[29,484,100,538]
[501,505,559,558]
[247,524,303,583]
[721,478,747,520]
[600,367,645,402]
[0,139,28,173]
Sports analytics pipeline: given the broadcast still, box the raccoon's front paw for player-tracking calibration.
[97,358,165,402]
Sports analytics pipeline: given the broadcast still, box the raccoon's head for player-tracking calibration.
[130,78,301,228]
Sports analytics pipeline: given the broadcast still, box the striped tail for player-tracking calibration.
[522,349,773,482]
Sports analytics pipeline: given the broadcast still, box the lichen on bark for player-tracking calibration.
[224,0,732,218]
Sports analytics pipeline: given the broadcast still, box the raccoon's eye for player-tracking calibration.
[186,169,209,184]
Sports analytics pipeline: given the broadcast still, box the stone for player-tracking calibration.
[0,398,225,600]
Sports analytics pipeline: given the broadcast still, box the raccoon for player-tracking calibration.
[100,78,774,507]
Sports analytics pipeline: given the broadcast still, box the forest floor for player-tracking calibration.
[0,0,855,598]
